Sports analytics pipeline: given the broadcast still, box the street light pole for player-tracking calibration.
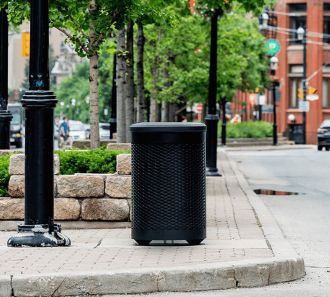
[221,97,226,146]
[297,26,307,144]
[205,9,221,176]
[110,54,117,139]
[270,56,279,146]
[8,0,70,247]
[272,82,278,145]
[302,29,307,145]
[0,7,12,150]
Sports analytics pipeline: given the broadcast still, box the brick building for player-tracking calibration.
[233,0,330,144]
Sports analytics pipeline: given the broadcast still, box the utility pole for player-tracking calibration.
[8,0,70,247]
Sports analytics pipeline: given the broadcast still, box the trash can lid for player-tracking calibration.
[130,122,206,133]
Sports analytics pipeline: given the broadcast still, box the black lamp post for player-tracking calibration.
[270,56,279,145]
[8,0,70,247]
[0,7,12,150]
[297,26,307,144]
[205,9,221,176]
[110,54,117,139]
[221,97,226,146]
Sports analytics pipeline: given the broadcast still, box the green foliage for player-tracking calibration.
[0,154,11,197]
[55,62,90,122]
[54,40,115,123]
[56,147,128,175]
[219,121,272,138]
[144,7,268,105]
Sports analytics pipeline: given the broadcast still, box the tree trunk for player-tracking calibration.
[168,103,177,122]
[126,20,134,142]
[88,0,100,148]
[161,101,169,122]
[150,60,160,122]
[161,62,171,122]
[136,23,146,123]
[116,28,127,143]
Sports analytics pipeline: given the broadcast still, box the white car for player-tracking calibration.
[68,120,87,141]
[99,123,110,140]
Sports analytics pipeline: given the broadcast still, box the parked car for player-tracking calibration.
[84,123,90,139]
[99,123,110,140]
[68,120,87,141]
[317,120,330,151]
[7,103,24,148]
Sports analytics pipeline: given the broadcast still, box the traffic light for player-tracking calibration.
[22,32,30,57]
[308,87,317,95]
[298,88,304,100]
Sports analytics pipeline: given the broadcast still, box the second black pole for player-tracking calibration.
[205,9,221,176]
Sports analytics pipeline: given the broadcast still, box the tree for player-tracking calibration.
[1,0,134,148]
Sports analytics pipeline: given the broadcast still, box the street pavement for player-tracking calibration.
[0,150,304,297]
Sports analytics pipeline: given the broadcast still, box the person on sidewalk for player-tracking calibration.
[59,116,71,148]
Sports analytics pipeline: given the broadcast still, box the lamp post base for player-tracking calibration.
[206,166,221,176]
[7,224,71,247]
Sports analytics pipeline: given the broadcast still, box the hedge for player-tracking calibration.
[218,121,272,138]
[0,147,129,196]
[56,147,128,175]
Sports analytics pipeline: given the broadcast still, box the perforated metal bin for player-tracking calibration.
[130,123,206,246]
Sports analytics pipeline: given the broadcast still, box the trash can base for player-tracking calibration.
[132,229,206,242]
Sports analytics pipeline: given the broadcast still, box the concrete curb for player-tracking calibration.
[224,144,315,152]
[6,257,304,297]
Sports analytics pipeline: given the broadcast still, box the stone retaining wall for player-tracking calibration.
[0,152,132,223]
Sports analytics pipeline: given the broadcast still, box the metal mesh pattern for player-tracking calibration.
[132,143,206,232]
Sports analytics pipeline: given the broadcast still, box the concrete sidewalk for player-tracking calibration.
[0,151,304,297]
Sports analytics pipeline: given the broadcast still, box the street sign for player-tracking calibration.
[265,39,281,56]
[257,94,266,105]
[307,94,319,101]
[299,101,310,112]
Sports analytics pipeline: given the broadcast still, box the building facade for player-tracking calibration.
[233,0,330,144]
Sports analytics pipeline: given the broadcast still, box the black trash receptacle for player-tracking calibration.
[130,122,206,246]
[288,123,304,144]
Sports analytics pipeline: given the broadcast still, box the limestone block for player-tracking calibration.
[57,175,104,198]
[0,198,24,220]
[116,154,131,175]
[8,175,24,198]
[9,154,60,175]
[107,143,131,151]
[55,198,81,220]
[9,176,57,198]
[105,175,131,198]
[81,198,129,221]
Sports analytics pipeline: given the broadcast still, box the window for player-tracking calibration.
[288,4,307,44]
[323,79,330,108]
[288,65,303,108]
[324,4,330,44]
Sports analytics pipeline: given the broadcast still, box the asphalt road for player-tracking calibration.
[111,147,330,297]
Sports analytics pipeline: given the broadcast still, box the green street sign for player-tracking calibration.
[265,39,281,56]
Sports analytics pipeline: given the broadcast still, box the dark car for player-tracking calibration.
[7,103,24,148]
[317,120,330,151]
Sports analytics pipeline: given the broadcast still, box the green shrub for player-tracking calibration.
[219,121,272,138]
[0,154,11,197]
[56,147,128,175]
